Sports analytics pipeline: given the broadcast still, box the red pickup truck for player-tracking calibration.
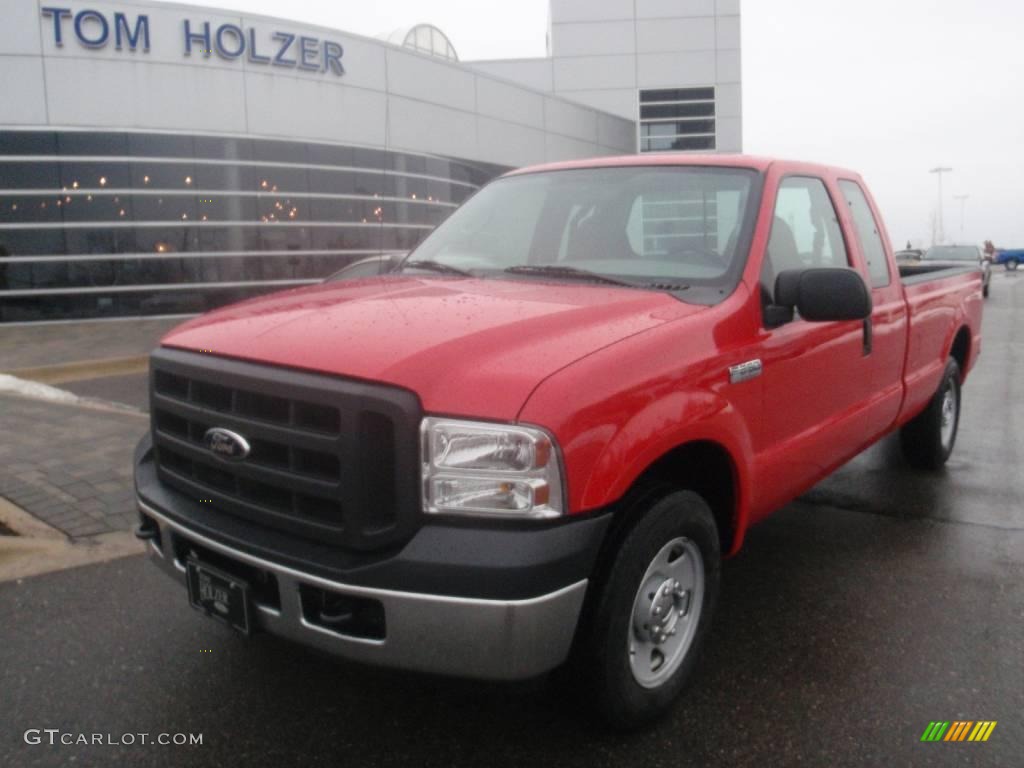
[134,155,983,726]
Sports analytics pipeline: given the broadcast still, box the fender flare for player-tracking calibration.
[580,387,755,554]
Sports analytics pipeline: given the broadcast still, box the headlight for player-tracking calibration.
[421,417,564,519]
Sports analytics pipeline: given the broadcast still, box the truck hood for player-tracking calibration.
[161,276,702,419]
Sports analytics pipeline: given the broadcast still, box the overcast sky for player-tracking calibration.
[164,0,1024,247]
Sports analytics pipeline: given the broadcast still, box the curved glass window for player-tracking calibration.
[0,131,506,321]
[386,24,459,62]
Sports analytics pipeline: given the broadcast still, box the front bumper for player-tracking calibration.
[135,437,610,681]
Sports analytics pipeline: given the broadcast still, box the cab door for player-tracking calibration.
[837,178,908,430]
[749,175,874,518]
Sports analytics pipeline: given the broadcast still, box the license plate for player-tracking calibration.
[186,560,251,635]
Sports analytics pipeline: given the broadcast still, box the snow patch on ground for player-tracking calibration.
[0,374,83,404]
[0,374,145,416]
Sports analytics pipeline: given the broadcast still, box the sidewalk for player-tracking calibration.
[0,317,182,548]
[0,316,180,372]
[0,392,147,538]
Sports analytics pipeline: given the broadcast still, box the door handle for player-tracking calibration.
[729,359,763,383]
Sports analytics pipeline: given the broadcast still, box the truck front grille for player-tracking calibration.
[149,348,422,551]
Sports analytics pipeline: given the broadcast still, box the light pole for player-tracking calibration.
[953,194,969,240]
[929,166,953,245]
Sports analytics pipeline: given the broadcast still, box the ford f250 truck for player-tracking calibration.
[134,155,983,726]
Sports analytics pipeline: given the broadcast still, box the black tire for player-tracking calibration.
[572,490,720,729]
[1007,259,1019,271]
[899,358,961,470]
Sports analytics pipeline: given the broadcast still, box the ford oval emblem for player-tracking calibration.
[203,427,251,461]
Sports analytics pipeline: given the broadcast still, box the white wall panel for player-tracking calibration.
[636,0,716,19]
[468,59,554,92]
[636,18,717,53]
[3,0,43,55]
[559,89,636,121]
[475,77,545,129]
[0,56,48,124]
[716,116,742,152]
[44,58,248,133]
[387,96,478,159]
[476,117,547,168]
[544,133,602,162]
[716,82,742,118]
[549,21,635,57]
[245,72,386,145]
[637,51,716,87]
[544,96,598,142]
[385,49,476,113]
[553,55,636,91]
[597,110,638,150]
[550,0,636,24]
[717,0,742,17]
[717,49,741,82]
[716,15,741,50]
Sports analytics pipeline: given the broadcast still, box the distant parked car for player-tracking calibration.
[921,245,991,298]
[324,253,402,282]
[994,249,1024,272]
[894,248,925,263]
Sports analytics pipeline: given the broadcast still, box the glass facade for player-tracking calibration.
[638,87,717,153]
[0,131,507,321]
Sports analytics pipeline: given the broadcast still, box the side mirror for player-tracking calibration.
[772,268,872,323]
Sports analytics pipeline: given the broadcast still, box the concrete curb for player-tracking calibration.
[0,496,65,540]
[0,497,144,583]
[0,375,148,417]
[5,355,149,385]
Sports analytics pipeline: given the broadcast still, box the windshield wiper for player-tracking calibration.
[642,281,691,291]
[401,259,474,277]
[503,264,636,288]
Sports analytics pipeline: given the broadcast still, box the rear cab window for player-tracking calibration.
[838,180,891,288]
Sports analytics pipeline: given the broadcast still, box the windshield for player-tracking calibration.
[924,246,979,261]
[402,166,760,301]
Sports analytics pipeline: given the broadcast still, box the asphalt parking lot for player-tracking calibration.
[1,271,1022,767]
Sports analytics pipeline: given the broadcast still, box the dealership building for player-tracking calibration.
[0,0,742,321]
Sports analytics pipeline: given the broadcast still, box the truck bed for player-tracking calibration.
[897,262,980,285]
[897,266,983,427]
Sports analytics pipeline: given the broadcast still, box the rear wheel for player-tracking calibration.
[900,358,961,470]
[1006,258,1019,271]
[573,490,720,728]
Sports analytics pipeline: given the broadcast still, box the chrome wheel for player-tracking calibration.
[940,382,958,450]
[628,537,704,688]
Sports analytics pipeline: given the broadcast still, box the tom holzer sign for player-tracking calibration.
[40,7,346,76]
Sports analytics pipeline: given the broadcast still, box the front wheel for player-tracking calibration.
[1006,258,1019,271]
[574,490,720,728]
[899,358,962,470]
